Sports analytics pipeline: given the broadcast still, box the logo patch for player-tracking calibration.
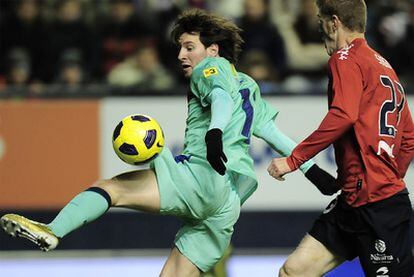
[376,266,389,277]
[203,67,218,78]
[375,239,386,253]
[371,240,394,265]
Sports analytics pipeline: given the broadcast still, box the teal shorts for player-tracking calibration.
[150,147,241,272]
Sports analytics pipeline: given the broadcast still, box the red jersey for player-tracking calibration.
[287,38,414,207]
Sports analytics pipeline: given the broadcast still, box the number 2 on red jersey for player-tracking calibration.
[377,75,405,157]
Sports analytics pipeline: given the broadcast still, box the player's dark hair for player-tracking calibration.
[171,9,244,64]
[316,0,367,33]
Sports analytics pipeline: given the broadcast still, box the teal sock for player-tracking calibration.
[48,187,111,238]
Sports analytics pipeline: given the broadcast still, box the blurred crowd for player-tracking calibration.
[0,0,413,97]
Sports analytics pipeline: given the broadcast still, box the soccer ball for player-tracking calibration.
[112,114,164,165]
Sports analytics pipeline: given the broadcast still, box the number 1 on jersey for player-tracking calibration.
[239,88,253,144]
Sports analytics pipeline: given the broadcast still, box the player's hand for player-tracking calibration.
[205,128,227,175]
[267,157,292,181]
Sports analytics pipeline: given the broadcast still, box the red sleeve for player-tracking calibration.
[287,57,364,170]
[396,104,414,177]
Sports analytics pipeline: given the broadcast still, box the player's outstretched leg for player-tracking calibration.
[1,214,59,251]
[1,186,111,251]
[1,169,159,252]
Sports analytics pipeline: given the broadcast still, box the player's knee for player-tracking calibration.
[279,260,304,277]
[91,179,119,205]
[279,262,292,277]
[279,264,288,277]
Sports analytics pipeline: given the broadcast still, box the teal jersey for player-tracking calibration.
[184,57,278,203]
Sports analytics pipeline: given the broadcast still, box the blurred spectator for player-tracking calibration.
[270,0,328,76]
[0,0,412,96]
[237,0,287,80]
[0,0,49,81]
[364,0,383,46]
[294,0,323,44]
[108,44,175,90]
[239,50,281,94]
[376,1,410,48]
[373,0,414,82]
[98,0,156,75]
[46,0,99,82]
[151,1,185,83]
[0,48,44,96]
[56,49,86,87]
[45,48,93,95]
[5,48,31,87]
[403,3,414,84]
[208,0,244,19]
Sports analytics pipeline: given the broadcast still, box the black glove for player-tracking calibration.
[205,128,227,175]
[305,164,340,196]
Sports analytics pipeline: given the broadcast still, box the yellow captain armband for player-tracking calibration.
[203,67,219,78]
